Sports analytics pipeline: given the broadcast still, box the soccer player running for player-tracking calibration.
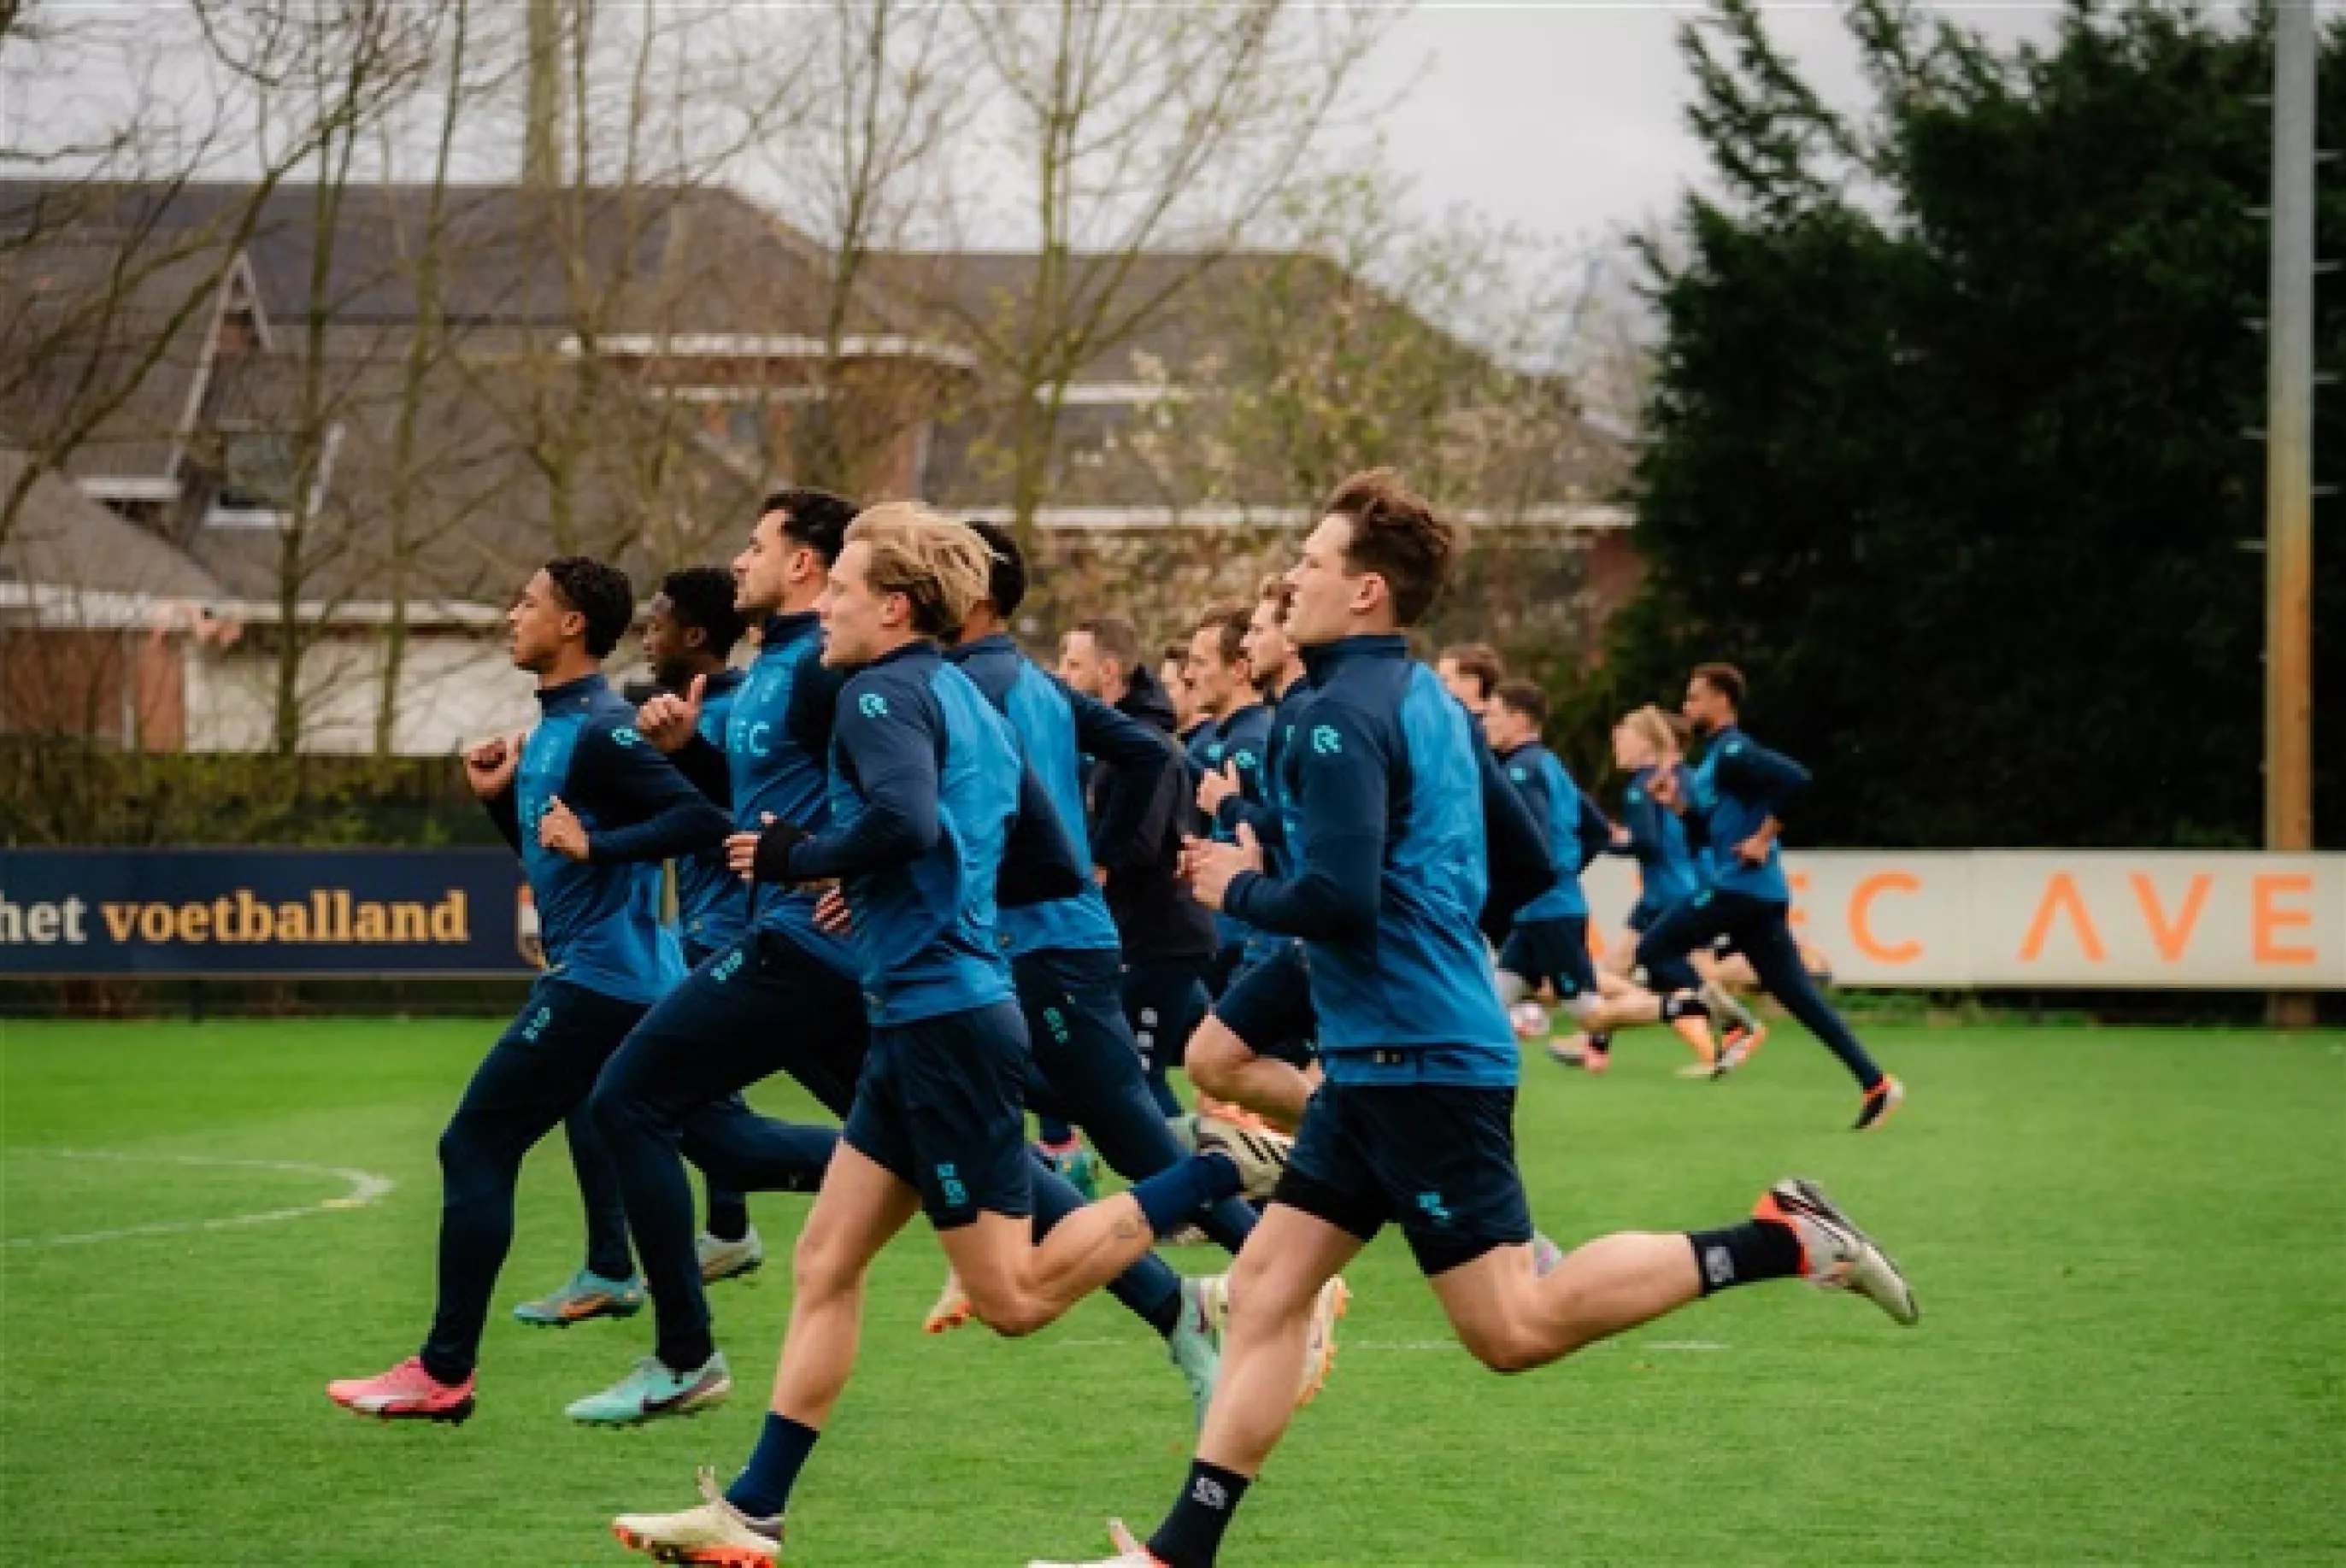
[515,566,761,1332]
[1183,604,1269,996]
[1480,678,1615,1056]
[326,558,732,1424]
[1639,663,1906,1128]
[562,494,883,1428]
[609,508,1288,1565]
[1560,705,1733,1075]
[1060,615,1219,1120]
[924,524,1286,1348]
[1029,472,1918,1568]
[1184,578,1322,1133]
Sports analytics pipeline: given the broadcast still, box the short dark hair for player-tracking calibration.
[1691,661,1746,708]
[764,488,857,565]
[1258,574,1295,616]
[659,566,747,656]
[543,555,634,658]
[1076,615,1141,672]
[1194,602,1249,667]
[1161,640,1189,666]
[965,519,1027,619]
[1491,678,1549,728]
[1324,467,1456,627]
[1440,642,1505,700]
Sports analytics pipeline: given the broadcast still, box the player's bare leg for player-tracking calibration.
[1184,1015,1315,1133]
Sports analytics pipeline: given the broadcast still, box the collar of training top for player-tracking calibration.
[535,672,609,711]
[1298,632,1408,682]
[944,631,1016,663]
[761,610,820,648]
[860,639,942,675]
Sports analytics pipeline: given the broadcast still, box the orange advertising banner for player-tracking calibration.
[1577,853,2346,990]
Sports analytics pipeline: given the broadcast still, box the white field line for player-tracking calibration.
[3,1148,395,1248]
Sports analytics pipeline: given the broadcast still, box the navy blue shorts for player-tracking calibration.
[1212,941,1317,1067]
[1273,1072,1532,1277]
[1626,897,1661,935]
[1498,917,1596,1002]
[840,1000,1033,1230]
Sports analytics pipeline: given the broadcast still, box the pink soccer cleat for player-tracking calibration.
[326,1357,476,1424]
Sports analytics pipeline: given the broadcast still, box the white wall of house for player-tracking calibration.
[184,633,544,755]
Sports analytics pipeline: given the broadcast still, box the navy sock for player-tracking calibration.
[704,1191,750,1244]
[1148,1460,1252,1567]
[1129,1153,1244,1238]
[726,1412,820,1520]
[1685,1220,1801,1295]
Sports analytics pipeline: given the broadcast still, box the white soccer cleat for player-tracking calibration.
[1756,1177,1919,1325]
[1191,1113,1293,1201]
[1190,1270,1347,1409]
[610,1466,782,1565]
[696,1226,765,1284]
[1296,1275,1349,1407]
[1027,1518,1163,1566]
[923,1266,972,1335]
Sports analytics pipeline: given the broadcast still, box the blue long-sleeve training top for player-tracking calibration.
[774,642,1020,1026]
[670,666,749,954]
[1620,763,1704,917]
[486,672,730,1004]
[1686,724,1811,903]
[1499,739,1610,923]
[1194,700,1272,948]
[949,632,1164,960]
[1220,635,1514,1085]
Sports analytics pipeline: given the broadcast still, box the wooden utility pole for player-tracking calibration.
[523,0,565,192]
[2265,1,2317,1029]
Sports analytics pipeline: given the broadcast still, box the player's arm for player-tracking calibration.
[1713,736,1811,816]
[1065,680,1164,869]
[1572,787,1616,875]
[1479,740,1558,915]
[999,762,1089,907]
[1212,791,1283,849]
[666,731,731,807]
[465,733,524,853]
[783,646,846,758]
[1713,736,1808,859]
[1220,706,1383,942]
[1097,746,1176,878]
[769,674,941,883]
[1505,756,1556,854]
[570,724,733,863]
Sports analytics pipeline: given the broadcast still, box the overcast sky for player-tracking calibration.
[1355,3,2061,250]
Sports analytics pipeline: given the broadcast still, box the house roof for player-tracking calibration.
[0,448,220,597]
[0,179,927,339]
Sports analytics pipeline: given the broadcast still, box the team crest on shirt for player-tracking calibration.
[858,692,889,719]
[611,726,641,747]
[1509,765,1528,781]
[1311,725,1341,756]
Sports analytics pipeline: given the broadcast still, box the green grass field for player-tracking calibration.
[4,1017,2342,1566]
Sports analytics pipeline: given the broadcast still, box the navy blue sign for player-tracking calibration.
[0,849,536,976]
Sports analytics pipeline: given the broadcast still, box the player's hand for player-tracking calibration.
[1197,761,1240,815]
[814,884,854,935]
[1610,823,1632,849]
[1649,765,1685,813]
[463,731,522,799]
[638,673,705,753]
[1092,864,1110,887]
[1181,822,1264,911]
[726,812,773,879]
[1734,830,1773,868]
[538,795,590,860]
